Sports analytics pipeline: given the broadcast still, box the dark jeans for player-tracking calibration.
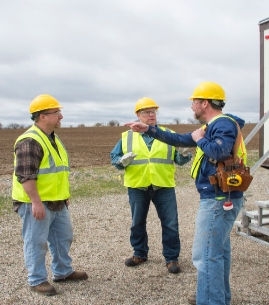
[127,187,180,263]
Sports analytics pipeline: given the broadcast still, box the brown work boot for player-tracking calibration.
[166,261,181,274]
[30,281,57,296]
[125,256,147,267]
[188,294,196,305]
[53,271,88,282]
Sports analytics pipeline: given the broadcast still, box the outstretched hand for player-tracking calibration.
[125,122,149,133]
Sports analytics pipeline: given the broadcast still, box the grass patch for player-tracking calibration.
[70,166,126,198]
[69,163,194,199]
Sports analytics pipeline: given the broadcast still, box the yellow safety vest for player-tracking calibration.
[122,128,176,188]
[12,125,70,203]
[191,115,247,179]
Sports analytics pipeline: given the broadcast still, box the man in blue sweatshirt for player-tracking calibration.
[126,82,246,305]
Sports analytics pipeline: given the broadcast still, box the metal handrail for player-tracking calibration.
[242,110,269,174]
[244,110,269,145]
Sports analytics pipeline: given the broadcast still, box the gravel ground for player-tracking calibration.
[0,167,269,305]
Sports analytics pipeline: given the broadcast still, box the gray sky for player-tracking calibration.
[0,0,268,127]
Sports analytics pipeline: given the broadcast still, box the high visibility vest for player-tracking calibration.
[190,115,247,179]
[122,128,176,188]
[12,125,70,202]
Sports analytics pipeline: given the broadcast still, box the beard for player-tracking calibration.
[194,112,206,124]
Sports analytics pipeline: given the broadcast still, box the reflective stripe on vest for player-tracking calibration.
[122,128,176,188]
[190,146,205,179]
[190,115,247,179]
[125,130,174,165]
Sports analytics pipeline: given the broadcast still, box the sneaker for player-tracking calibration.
[166,261,181,274]
[30,281,57,296]
[53,271,88,282]
[188,294,196,305]
[125,256,147,267]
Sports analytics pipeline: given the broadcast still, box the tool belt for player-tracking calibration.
[209,157,253,192]
[43,200,67,211]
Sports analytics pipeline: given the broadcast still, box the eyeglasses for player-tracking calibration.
[140,109,158,116]
[192,99,204,105]
[42,110,62,116]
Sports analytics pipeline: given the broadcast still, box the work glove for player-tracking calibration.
[176,148,192,166]
[119,152,137,167]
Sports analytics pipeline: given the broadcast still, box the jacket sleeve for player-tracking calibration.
[174,150,192,166]
[146,125,196,147]
[110,139,125,170]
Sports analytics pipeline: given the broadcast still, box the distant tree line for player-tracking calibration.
[0,120,121,129]
[0,118,202,129]
[0,123,30,129]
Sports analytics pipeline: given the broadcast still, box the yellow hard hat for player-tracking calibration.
[189,81,226,101]
[134,97,159,113]
[29,94,62,113]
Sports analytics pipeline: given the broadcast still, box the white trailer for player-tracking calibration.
[235,18,269,246]
[259,17,269,168]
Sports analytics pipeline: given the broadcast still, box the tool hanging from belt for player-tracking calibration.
[209,157,253,193]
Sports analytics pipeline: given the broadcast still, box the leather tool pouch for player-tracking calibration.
[210,157,253,192]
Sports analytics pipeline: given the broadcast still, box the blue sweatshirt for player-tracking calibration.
[145,114,245,200]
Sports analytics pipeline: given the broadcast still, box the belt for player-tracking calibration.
[43,200,67,211]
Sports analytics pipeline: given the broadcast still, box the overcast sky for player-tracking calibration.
[0,0,268,127]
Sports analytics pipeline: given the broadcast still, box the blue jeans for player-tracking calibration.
[192,197,244,305]
[127,187,180,263]
[17,203,74,286]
